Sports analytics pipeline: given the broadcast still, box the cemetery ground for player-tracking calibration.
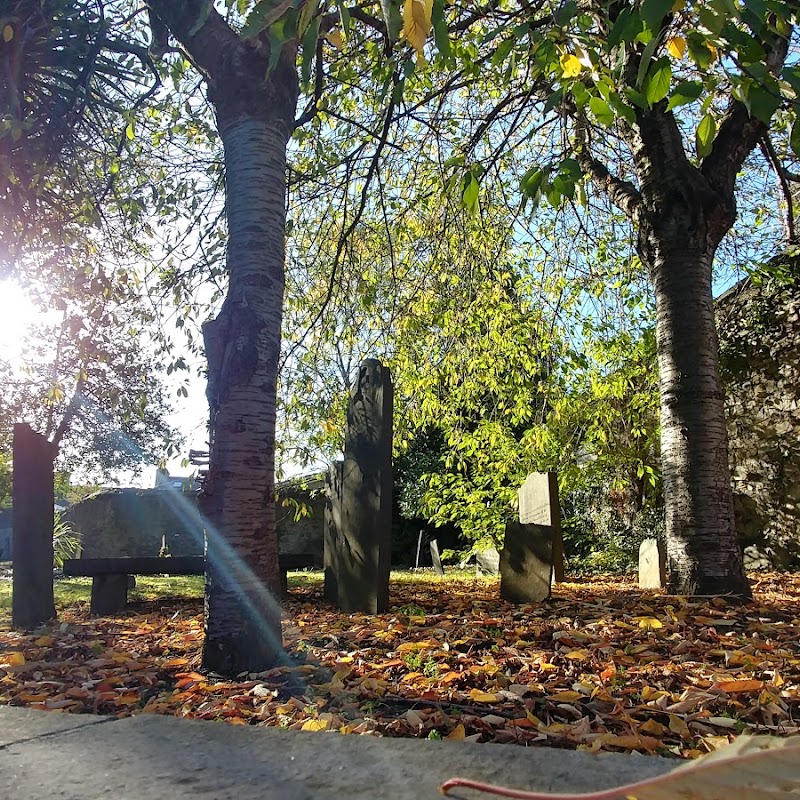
[0,569,798,760]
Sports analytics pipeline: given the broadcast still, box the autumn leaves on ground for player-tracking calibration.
[0,572,798,759]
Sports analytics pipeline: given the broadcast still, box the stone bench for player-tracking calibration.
[62,554,316,615]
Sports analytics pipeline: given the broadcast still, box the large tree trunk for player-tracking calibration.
[145,1,299,674]
[649,238,750,597]
[201,112,292,674]
[623,102,753,598]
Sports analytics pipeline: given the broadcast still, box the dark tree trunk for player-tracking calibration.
[146,1,299,673]
[631,110,751,597]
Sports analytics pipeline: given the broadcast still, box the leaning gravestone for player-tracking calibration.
[638,538,666,589]
[325,359,393,613]
[12,424,57,629]
[500,520,553,603]
[429,539,444,576]
[518,472,565,582]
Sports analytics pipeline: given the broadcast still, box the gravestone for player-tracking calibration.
[12,424,57,629]
[429,539,444,576]
[518,472,565,582]
[475,547,500,576]
[326,360,393,613]
[638,538,666,589]
[499,520,553,603]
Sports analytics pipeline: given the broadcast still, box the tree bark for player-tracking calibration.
[630,108,751,597]
[648,240,750,597]
[145,0,299,673]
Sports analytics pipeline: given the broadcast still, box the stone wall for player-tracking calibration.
[717,260,800,567]
[64,477,326,563]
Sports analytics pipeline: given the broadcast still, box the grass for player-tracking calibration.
[0,566,481,615]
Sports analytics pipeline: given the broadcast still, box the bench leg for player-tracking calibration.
[91,574,129,615]
[280,569,288,599]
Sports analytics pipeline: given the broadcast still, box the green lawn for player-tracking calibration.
[0,567,482,614]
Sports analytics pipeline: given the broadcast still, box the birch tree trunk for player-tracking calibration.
[145,1,298,673]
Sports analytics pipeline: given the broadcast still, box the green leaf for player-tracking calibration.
[125,122,135,141]
[608,8,643,48]
[520,167,544,198]
[300,16,320,86]
[667,80,703,110]
[589,96,615,126]
[644,59,671,106]
[461,171,479,212]
[241,0,293,38]
[745,83,781,124]
[432,0,451,59]
[491,37,515,67]
[696,113,717,159]
[640,0,673,31]
[790,119,800,158]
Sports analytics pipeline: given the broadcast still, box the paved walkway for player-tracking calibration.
[0,706,676,799]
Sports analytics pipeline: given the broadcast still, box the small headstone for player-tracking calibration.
[429,539,444,576]
[518,472,565,582]
[475,547,500,576]
[500,520,553,603]
[327,360,393,613]
[12,424,57,629]
[638,538,666,589]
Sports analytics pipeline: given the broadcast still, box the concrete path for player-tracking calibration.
[0,706,675,799]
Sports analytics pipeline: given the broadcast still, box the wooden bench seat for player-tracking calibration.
[62,554,316,614]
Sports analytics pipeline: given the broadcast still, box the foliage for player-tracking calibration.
[52,512,81,569]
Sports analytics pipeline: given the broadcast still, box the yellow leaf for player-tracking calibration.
[324,30,344,49]
[3,25,13,42]
[667,36,686,59]
[5,652,25,666]
[638,616,663,630]
[559,53,582,78]
[564,649,590,661]
[548,690,583,702]
[301,718,330,731]
[402,0,432,56]
[34,636,54,646]
[468,689,499,703]
[446,723,466,740]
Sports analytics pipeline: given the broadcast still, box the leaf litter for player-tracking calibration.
[0,573,798,760]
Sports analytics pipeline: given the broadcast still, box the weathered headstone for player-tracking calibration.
[518,472,565,582]
[475,547,500,576]
[429,539,444,576]
[638,538,666,589]
[500,520,553,603]
[12,424,57,629]
[326,360,393,613]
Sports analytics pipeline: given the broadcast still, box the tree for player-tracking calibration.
[138,1,300,673]
[441,0,798,596]
[0,0,158,269]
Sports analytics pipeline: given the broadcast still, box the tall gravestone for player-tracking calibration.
[12,424,56,629]
[518,472,565,582]
[327,359,393,613]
